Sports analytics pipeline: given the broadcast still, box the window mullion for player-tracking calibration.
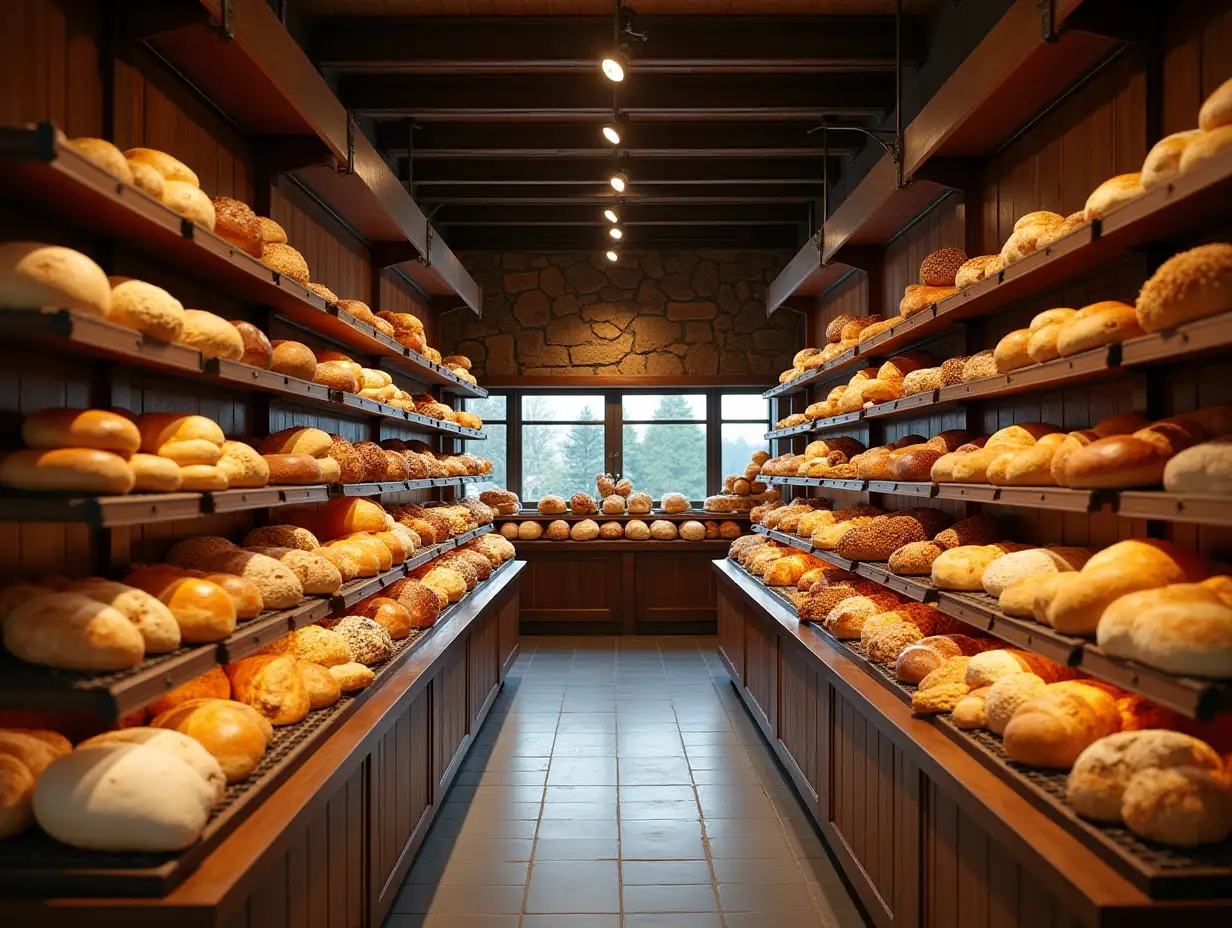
[605,390,622,481]
[508,389,523,500]
[706,388,721,499]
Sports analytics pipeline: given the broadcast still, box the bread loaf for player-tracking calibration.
[107,277,185,342]
[1141,130,1204,189]
[981,547,1089,597]
[984,672,1047,735]
[1135,243,1232,334]
[3,592,145,670]
[955,255,1001,290]
[931,545,1008,591]
[919,248,969,287]
[210,197,263,258]
[952,687,991,730]
[1121,765,1232,847]
[21,408,140,455]
[0,243,110,316]
[161,181,215,229]
[226,655,310,726]
[68,579,181,653]
[329,661,376,693]
[270,340,318,380]
[151,698,269,782]
[229,321,272,368]
[261,243,310,285]
[994,329,1033,372]
[1003,683,1122,769]
[1056,301,1144,356]
[1083,174,1145,221]
[147,666,230,717]
[1179,124,1232,174]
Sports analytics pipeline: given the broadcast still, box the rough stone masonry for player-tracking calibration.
[439,249,804,378]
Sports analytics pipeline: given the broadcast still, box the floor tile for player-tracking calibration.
[711,857,811,884]
[402,859,528,886]
[537,818,619,839]
[547,756,618,785]
[706,834,796,859]
[389,884,523,914]
[717,881,819,912]
[532,837,620,860]
[429,817,538,840]
[543,784,618,804]
[721,913,826,928]
[619,800,700,820]
[539,802,618,820]
[618,756,693,785]
[416,837,534,862]
[620,820,706,859]
[619,784,697,803]
[524,860,620,913]
[520,918,619,928]
[620,859,712,885]
[622,884,719,913]
[621,916,723,928]
[385,915,519,928]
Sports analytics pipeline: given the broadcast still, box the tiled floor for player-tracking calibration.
[385,636,869,928]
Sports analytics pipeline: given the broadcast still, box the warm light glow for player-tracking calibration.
[609,172,628,192]
[604,207,619,223]
[602,123,622,145]
[605,249,620,262]
[601,56,625,82]
[609,227,623,240]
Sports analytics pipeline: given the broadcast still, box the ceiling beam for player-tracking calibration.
[434,203,807,227]
[444,225,802,251]
[407,157,830,187]
[339,73,894,121]
[415,184,820,206]
[373,121,863,159]
[314,15,922,74]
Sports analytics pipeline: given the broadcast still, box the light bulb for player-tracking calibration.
[602,123,622,145]
[609,171,628,193]
[605,249,620,262]
[601,47,628,83]
[609,227,623,240]
[604,207,619,223]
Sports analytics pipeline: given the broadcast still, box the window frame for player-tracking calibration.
[479,388,769,505]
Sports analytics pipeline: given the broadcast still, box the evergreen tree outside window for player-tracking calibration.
[720,394,770,483]
[521,395,605,502]
[621,394,706,504]
[462,395,506,496]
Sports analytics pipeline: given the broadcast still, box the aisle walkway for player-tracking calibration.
[386,636,868,928]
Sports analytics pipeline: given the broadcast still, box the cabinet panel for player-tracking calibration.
[716,581,745,684]
[777,642,821,813]
[518,551,624,630]
[633,550,719,627]
[434,649,469,788]
[826,687,919,928]
[372,687,432,916]
[468,607,500,730]
[742,611,777,736]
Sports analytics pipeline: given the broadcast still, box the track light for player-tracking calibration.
[605,248,620,263]
[601,45,630,83]
[602,122,624,145]
[609,171,628,193]
[604,207,620,224]
[609,226,623,240]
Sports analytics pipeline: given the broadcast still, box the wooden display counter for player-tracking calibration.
[0,562,522,927]
[713,559,1232,928]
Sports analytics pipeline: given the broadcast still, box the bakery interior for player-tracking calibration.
[2,0,1232,925]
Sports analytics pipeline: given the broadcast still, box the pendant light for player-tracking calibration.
[605,248,620,263]
[609,171,628,193]
[602,122,624,145]
[609,226,623,240]
[604,206,620,224]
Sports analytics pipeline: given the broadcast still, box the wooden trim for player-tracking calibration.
[481,375,771,388]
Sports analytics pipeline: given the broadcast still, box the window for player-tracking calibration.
[621,394,707,503]
[521,395,605,502]
[720,393,771,483]
[463,395,506,496]
[477,389,769,503]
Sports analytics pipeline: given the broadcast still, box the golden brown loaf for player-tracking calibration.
[1083,173,1145,221]
[0,242,111,316]
[210,197,263,257]
[230,321,272,368]
[226,655,310,726]
[993,329,1032,372]
[257,216,287,244]
[270,340,318,380]
[1199,76,1232,131]
[919,248,968,287]
[21,408,140,455]
[124,148,199,186]
[151,698,269,783]
[1135,243,1232,334]
[1002,682,1122,769]
[260,243,310,285]
[178,309,245,361]
[67,137,133,183]
[0,447,135,495]
[955,255,1001,290]
[68,578,181,653]
[1056,300,1144,357]
[1180,124,1232,175]
[3,592,145,670]
[161,181,215,230]
[107,277,185,343]
[263,453,322,485]
[1141,130,1204,189]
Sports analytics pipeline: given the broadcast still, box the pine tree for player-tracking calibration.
[558,405,605,496]
[633,395,707,502]
[521,396,565,500]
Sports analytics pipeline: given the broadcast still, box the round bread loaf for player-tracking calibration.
[1179,124,1232,174]
[270,340,318,380]
[571,519,600,541]
[1199,76,1232,131]
[127,453,182,492]
[299,662,342,709]
[314,360,359,392]
[625,519,650,540]
[1121,766,1232,847]
[1163,438,1232,494]
[984,672,1047,735]
[226,655,309,725]
[1141,130,1204,189]
[661,492,690,513]
[1083,173,1145,221]
[920,248,968,287]
[1057,301,1144,356]
[0,447,135,495]
[0,242,111,316]
[68,137,134,183]
[602,494,626,515]
[257,217,287,244]
[331,616,394,666]
[679,520,706,541]
[151,698,268,782]
[650,520,678,540]
[955,255,1001,290]
[259,426,331,458]
[546,519,570,540]
[994,329,1032,372]
[569,493,597,515]
[260,243,310,285]
[329,661,375,693]
[178,309,244,360]
[305,282,338,303]
[263,454,322,485]
[229,321,272,368]
[210,197,262,257]
[599,521,624,539]
[216,441,269,489]
[177,463,227,491]
[518,521,543,540]
[500,522,519,540]
[125,148,198,185]
[159,180,214,229]
[538,495,567,514]
[107,277,185,342]
[1135,243,1232,334]
[68,579,181,653]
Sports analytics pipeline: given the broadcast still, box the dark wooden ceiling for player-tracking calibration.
[307,3,936,250]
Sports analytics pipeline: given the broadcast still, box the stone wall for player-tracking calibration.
[439,250,803,378]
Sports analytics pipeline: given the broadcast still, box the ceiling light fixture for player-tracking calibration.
[604,207,620,224]
[609,171,628,193]
[605,248,620,263]
[609,226,623,240]
[602,122,624,145]
[601,45,630,83]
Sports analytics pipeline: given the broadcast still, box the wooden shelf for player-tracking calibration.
[0,127,485,398]
[745,524,1232,720]
[497,510,750,521]
[135,0,479,315]
[0,526,493,722]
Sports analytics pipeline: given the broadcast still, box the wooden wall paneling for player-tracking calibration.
[1162,0,1232,135]
[881,194,965,314]
[498,579,520,675]
[717,580,745,684]
[741,610,777,738]
[270,178,371,305]
[776,641,821,817]
[517,550,624,631]
[468,605,500,730]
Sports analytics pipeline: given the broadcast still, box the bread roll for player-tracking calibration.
[107,277,185,342]
[270,340,318,379]
[198,549,304,610]
[1003,683,1121,769]
[316,497,387,539]
[210,197,263,258]
[982,547,1088,597]
[68,579,181,653]
[257,216,287,244]
[994,329,1032,372]
[178,464,228,491]
[261,243,310,285]
[931,545,1008,590]
[355,597,413,639]
[126,452,182,492]
[1180,125,1232,174]
[162,181,215,229]
[229,320,272,368]
[124,148,198,186]
[1083,173,1145,221]
[247,547,341,595]
[1057,301,1144,356]
[21,408,140,455]
[215,440,269,489]
[262,453,322,485]
[919,248,968,287]
[151,699,268,782]
[1121,765,1232,847]
[68,138,134,183]
[0,752,37,838]
[261,625,351,668]
[329,661,375,693]
[0,243,110,316]
[126,158,164,198]
[33,742,217,851]
[1141,130,1204,189]
[1135,243,1232,335]
[156,577,238,642]
[984,672,1047,735]
[3,592,144,670]
[955,255,1001,290]
[899,285,956,318]
[1200,76,1232,131]
[260,426,335,458]
[226,655,310,726]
